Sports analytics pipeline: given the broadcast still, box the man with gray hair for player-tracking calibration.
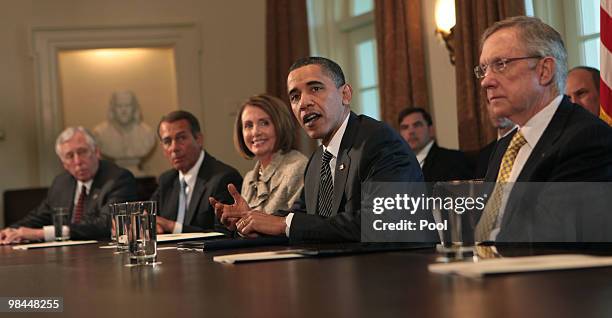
[474,16,612,242]
[0,127,137,244]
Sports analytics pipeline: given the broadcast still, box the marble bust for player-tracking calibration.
[93,90,156,174]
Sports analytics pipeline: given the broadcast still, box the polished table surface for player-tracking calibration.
[1,242,612,318]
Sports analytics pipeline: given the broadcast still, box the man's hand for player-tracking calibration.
[0,227,44,245]
[209,183,251,230]
[236,211,286,237]
[156,216,176,234]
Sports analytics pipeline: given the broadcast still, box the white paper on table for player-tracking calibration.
[428,254,612,278]
[157,232,225,242]
[213,250,306,264]
[12,240,98,250]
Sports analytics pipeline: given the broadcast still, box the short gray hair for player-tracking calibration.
[481,16,568,94]
[55,126,97,157]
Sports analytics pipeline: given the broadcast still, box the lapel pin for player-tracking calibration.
[92,193,99,200]
[339,164,345,171]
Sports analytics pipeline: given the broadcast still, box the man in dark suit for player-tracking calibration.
[397,107,472,182]
[212,57,433,242]
[475,16,612,242]
[152,110,242,233]
[0,127,137,244]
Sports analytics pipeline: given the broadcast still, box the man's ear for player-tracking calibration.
[95,147,101,159]
[341,84,353,106]
[195,132,204,148]
[538,57,556,87]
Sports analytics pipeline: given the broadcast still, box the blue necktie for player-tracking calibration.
[176,178,187,224]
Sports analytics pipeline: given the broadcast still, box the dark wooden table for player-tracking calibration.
[1,242,612,318]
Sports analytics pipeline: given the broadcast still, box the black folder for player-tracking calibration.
[177,236,289,251]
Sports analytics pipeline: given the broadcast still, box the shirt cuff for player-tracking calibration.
[43,225,69,242]
[284,213,294,237]
[43,226,55,242]
[172,222,183,234]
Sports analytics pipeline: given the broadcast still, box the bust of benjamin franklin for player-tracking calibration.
[93,90,156,172]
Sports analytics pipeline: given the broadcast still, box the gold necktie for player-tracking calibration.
[475,131,527,241]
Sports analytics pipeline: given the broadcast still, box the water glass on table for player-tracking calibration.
[127,201,159,266]
[52,207,70,241]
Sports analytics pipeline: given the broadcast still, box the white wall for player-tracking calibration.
[421,0,459,149]
[0,0,266,226]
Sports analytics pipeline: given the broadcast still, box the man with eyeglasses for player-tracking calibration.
[474,16,612,243]
[0,127,138,244]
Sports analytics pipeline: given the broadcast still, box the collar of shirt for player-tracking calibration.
[416,140,435,168]
[77,180,93,195]
[322,112,350,181]
[179,150,205,195]
[322,112,350,159]
[74,179,93,205]
[518,95,563,150]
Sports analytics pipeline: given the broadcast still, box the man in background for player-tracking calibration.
[565,66,600,117]
[398,107,472,182]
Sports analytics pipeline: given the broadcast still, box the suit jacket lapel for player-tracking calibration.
[331,112,358,215]
[485,131,515,182]
[184,152,212,224]
[332,148,350,215]
[516,97,570,181]
[421,143,439,178]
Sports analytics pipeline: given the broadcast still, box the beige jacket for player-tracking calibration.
[242,150,308,213]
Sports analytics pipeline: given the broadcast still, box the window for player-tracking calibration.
[529,0,600,69]
[307,0,380,119]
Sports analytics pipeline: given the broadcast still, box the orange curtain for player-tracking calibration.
[265,0,310,103]
[265,0,314,154]
[454,0,525,151]
[374,0,429,128]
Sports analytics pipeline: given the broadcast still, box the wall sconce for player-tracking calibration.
[434,0,456,65]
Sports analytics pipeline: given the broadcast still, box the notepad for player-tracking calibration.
[213,250,307,264]
[157,232,225,243]
[12,240,98,250]
[428,254,612,278]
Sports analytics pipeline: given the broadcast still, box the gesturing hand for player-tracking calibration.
[209,183,250,230]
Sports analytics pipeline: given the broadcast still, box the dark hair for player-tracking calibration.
[289,56,346,88]
[397,107,433,126]
[157,110,202,139]
[570,66,600,94]
[234,94,297,159]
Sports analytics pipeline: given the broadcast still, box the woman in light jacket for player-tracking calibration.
[234,94,308,213]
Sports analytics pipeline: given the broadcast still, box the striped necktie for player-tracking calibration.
[72,185,87,224]
[475,131,527,241]
[317,150,335,217]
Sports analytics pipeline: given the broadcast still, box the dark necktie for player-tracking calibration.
[73,185,87,224]
[317,150,334,217]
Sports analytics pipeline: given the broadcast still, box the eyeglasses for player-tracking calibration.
[474,56,542,79]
